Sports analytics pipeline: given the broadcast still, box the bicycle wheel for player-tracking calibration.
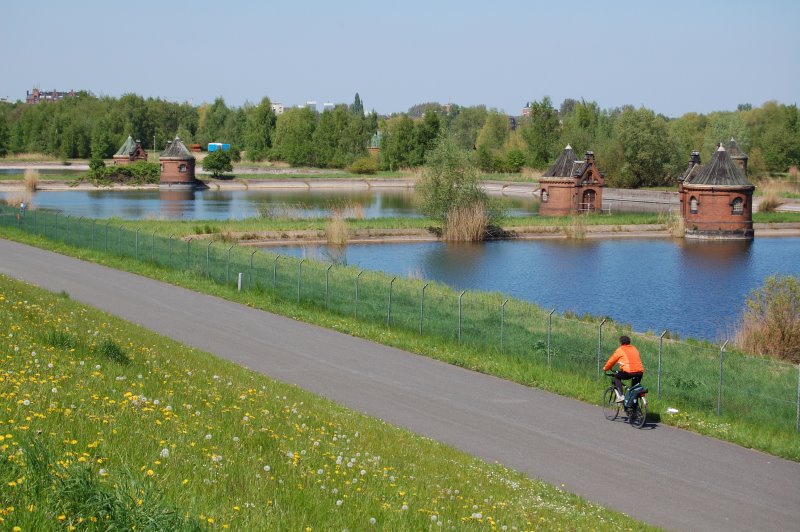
[629,397,647,428]
[602,387,620,421]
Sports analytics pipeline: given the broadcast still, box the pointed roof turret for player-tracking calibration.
[686,145,752,187]
[541,144,578,178]
[726,137,747,158]
[160,137,194,160]
[114,135,137,157]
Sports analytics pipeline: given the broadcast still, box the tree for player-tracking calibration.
[202,148,233,177]
[243,97,277,161]
[0,111,8,157]
[380,116,416,170]
[350,93,364,116]
[447,105,487,150]
[412,111,442,165]
[272,108,317,166]
[520,97,560,168]
[610,106,679,188]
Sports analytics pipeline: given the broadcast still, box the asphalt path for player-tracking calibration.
[1,238,798,531]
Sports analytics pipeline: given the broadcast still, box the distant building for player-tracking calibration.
[539,145,605,215]
[678,144,754,240]
[305,101,317,112]
[159,137,197,189]
[323,102,335,112]
[25,87,76,104]
[271,102,285,115]
[112,136,148,165]
[522,102,531,117]
[367,131,383,158]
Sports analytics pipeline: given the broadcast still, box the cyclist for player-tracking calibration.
[604,335,644,403]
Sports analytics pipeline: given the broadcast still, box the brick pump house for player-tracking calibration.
[112,136,148,165]
[159,137,197,189]
[539,145,605,216]
[678,141,755,239]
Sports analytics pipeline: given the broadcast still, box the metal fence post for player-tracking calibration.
[325,264,333,309]
[547,309,555,369]
[168,234,174,263]
[387,276,397,327]
[91,220,96,249]
[186,238,193,269]
[151,231,156,263]
[658,330,667,399]
[54,213,58,241]
[500,299,509,353]
[105,221,110,251]
[135,228,140,260]
[355,270,364,318]
[227,245,234,284]
[206,241,213,277]
[597,318,607,380]
[273,255,280,289]
[717,340,728,416]
[249,250,257,290]
[33,210,37,234]
[458,290,466,343]
[77,216,84,247]
[419,283,429,334]
[118,225,123,255]
[297,259,305,302]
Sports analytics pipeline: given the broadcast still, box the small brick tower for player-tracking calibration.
[539,145,605,216]
[112,136,148,165]
[678,145,755,239]
[159,137,197,189]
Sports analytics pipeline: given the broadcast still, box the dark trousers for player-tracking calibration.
[614,371,643,395]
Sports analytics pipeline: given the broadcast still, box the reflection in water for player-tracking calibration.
[160,189,196,219]
[268,237,800,342]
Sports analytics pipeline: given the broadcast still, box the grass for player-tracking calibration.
[443,202,489,241]
[0,274,651,531]
[1,209,799,462]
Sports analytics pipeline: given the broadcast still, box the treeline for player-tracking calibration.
[0,93,798,187]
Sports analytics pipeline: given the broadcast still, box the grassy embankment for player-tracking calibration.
[1,211,799,462]
[0,275,651,530]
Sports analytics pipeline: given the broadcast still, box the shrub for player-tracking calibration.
[325,212,349,245]
[347,156,378,175]
[735,275,800,363]
[506,149,526,173]
[82,161,159,185]
[443,201,488,242]
[89,156,106,172]
[202,149,233,177]
[23,168,39,191]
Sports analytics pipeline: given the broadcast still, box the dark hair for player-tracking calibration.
[619,335,631,345]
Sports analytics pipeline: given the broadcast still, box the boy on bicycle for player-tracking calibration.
[604,335,644,403]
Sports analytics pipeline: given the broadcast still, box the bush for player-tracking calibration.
[735,275,800,363]
[89,157,106,172]
[202,149,233,177]
[82,161,159,185]
[506,149,526,173]
[347,156,378,175]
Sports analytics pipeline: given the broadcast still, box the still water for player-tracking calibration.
[268,237,800,342]
[2,188,540,220]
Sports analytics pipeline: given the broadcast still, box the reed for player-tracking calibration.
[23,168,39,191]
[443,201,488,241]
[734,275,800,363]
[563,215,587,239]
[325,212,349,245]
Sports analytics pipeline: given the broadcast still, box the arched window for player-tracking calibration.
[179,164,187,173]
[690,196,698,214]
[541,189,549,203]
[731,197,744,215]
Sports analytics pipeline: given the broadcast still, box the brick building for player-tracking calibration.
[678,143,755,239]
[159,137,197,188]
[112,136,148,165]
[25,87,76,104]
[539,145,605,216]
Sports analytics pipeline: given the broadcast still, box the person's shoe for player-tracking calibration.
[614,391,624,403]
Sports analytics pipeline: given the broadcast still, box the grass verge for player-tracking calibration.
[0,274,651,530]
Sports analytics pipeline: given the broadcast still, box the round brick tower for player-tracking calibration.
[539,145,605,216]
[159,137,197,189]
[678,145,755,240]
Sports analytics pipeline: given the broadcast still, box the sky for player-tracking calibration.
[2,0,798,117]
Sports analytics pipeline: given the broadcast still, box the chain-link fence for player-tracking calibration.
[3,205,799,433]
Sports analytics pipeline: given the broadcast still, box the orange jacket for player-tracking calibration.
[604,344,644,373]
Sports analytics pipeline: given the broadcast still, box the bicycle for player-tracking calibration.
[603,372,648,428]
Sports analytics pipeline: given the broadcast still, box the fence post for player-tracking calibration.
[168,234,174,263]
[500,299,509,353]
[297,259,305,303]
[419,283,429,334]
[226,245,234,284]
[458,291,466,343]
[717,340,728,416]
[91,220,96,249]
[77,217,84,247]
[33,210,37,234]
[151,231,156,263]
[547,309,555,369]
[237,272,242,292]
[105,221,110,251]
[135,228,140,260]
[118,225,123,255]
[355,270,364,318]
[273,255,280,289]
[325,264,333,309]
[186,238,193,269]
[206,241,213,277]
[597,318,607,381]
[54,213,59,241]
[658,330,667,399]
[249,250,257,290]
[387,276,397,327]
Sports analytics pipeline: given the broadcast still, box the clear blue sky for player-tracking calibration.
[2,0,798,117]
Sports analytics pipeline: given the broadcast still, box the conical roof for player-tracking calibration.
[114,135,137,157]
[541,145,578,178]
[726,137,747,159]
[686,146,752,187]
[160,137,194,160]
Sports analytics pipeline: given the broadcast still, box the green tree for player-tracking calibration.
[380,116,416,170]
[350,93,364,116]
[447,105,487,150]
[243,97,277,161]
[412,111,442,165]
[0,110,8,157]
[520,97,560,168]
[272,108,317,166]
[202,148,233,177]
[611,107,679,188]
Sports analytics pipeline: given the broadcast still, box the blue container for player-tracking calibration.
[207,143,229,152]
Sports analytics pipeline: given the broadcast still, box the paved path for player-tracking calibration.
[1,238,798,531]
